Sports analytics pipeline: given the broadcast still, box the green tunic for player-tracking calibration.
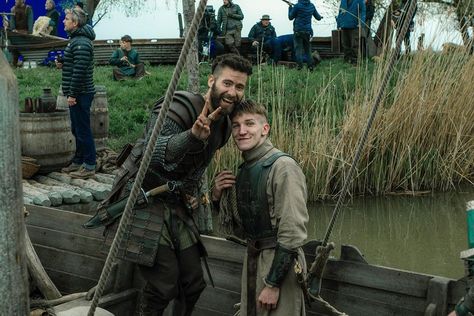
[238,139,309,316]
[109,48,141,77]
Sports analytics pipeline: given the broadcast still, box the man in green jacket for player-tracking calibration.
[109,35,146,81]
[212,100,309,316]
[217,0,244,55]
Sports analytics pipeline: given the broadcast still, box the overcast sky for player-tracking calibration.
[92,0,464,50]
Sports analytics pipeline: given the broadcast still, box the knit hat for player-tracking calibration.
[260,15,271,20]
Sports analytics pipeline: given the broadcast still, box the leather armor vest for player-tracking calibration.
[236,151,289,240]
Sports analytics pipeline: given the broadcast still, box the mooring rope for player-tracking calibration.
[322,0,418,246]
[86,1,208,315]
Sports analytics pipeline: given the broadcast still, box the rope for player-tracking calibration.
[86,1,209,314]
[321,0,418,247]
[218,186,241,236]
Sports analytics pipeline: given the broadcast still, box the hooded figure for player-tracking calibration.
[288,0,322,70]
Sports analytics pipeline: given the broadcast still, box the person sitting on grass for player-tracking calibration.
[109,35,146,81]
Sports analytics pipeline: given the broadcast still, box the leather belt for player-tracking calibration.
[246,235,277,316]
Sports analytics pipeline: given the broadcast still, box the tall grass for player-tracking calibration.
[13,53,474,201]
[208,51,474,200]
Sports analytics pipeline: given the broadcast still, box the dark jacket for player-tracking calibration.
[61,24,96,98]
[336,0,366,29]
[248,22,276,43]
[288,0,322,36]
[216,1,244,34]
[46,8,60,36]
[365,0,375,23]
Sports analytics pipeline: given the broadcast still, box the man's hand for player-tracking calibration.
[67,96,77,107]
[55,60,63,69]
[252,41,259,47]
[212,170,236,201]
[257,286,280,311]
[191,90,222,141]
[186,194,199,210]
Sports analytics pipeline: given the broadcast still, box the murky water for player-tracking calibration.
[307,186,474,279]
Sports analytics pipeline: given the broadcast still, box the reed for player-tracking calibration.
[208,51,474,200]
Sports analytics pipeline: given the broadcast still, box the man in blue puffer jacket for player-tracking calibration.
[288,0,322,71]
[57,7,96,179]
[336,0,366,64]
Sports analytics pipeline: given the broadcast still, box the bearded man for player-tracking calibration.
[97,53,252,316]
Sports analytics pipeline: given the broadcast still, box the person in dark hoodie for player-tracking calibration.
[288,0,322,71]
[336,0,366,64]
[217,0,244,55]
[56,7,96,179]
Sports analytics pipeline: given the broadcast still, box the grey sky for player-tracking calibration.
[93,0,463,50]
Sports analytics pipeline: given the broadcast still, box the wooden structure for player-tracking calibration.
[2,32,344,66]
[25,203,464,316]
[0,44,29,316]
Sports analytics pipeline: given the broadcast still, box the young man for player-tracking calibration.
[216,0,244,55]
[57,7,96,179]
[97,54,252,316]
[109,35,146,80]
[288,0,322,71]
[212,100,309,316]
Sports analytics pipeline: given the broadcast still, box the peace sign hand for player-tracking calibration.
[191,90,222,141]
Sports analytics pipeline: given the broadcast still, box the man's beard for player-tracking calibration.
[210,83,242,116]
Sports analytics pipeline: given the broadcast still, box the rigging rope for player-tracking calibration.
[321,0,418,247]
[86,1,208,315]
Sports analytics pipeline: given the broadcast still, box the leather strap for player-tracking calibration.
[246,236,277,316]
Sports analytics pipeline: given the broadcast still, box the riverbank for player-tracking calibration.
[14,51,474,201]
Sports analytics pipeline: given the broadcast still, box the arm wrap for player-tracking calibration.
[264,243,297,287]
[148,114,205,170]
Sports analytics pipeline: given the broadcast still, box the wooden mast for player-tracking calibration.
[0,51,29,313]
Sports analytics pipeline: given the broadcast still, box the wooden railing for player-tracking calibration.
[4,31,343,65]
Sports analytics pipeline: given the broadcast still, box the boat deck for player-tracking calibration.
[25,204,464,315]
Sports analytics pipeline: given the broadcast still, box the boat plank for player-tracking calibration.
[33,244,105,280]
[27,225,105,259]
[25,204,104,239]
[323,259,431,297]
[43,268,98,294]
[195,286,240,315]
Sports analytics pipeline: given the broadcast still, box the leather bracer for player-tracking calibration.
[264,243,297,287]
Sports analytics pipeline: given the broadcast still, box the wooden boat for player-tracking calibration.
[25,204,465,315]
[5,30,68,50]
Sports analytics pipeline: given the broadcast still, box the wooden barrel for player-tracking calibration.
[20,110,75,173]
[92,85,109,152]
[56,85,109,152]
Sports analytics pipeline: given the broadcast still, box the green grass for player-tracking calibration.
[13,53,474,201]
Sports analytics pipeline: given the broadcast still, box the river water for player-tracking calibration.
[307,186,474,279]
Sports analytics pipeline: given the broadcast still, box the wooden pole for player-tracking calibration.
[0,52,29,313]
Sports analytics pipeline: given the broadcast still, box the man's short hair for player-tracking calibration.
[66,7,87,27]
[47,0,56,8]
[230,99,268,122]
[211,53,253,77]
[121,35,132,43]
